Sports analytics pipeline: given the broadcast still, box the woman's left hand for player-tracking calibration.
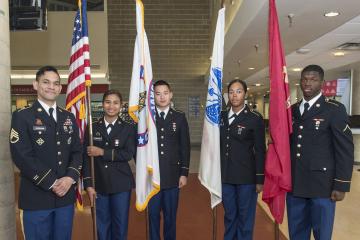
[87,146,104,157]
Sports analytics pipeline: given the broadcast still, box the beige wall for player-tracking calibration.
[108,0,211,144]
[10,10,108,82]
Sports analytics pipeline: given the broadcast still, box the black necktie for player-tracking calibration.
[228,113,237,120]
[160,111,165,120]
[303,102,310,116]
[228,113,237,124]
[107,124,113,134]
[49,107,56,123]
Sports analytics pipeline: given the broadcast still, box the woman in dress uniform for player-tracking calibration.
[83,90,136,240]
[220,79,266,240]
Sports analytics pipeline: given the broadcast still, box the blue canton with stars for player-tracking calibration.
[71,1,89,46]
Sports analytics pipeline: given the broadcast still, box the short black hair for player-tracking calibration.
[227,79,247,94]
[36,66,60,81]
[153,80,172,91]
[102,89,123,103]
[301,65,324,80]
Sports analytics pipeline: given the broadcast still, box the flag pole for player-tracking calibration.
[86,86,97,240]
[145,208,149,240]
[211,2,224,240]
[212,206,217,240]
[275,222,279,240]
[208,0,225,240]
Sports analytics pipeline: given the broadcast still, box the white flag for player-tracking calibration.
[129,0,160,211]
[198,7,225,209]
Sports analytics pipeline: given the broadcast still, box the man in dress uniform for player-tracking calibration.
[220,79,266,240]
[148,80,191,240]
[287,65,354,240]
[9,66,82,240]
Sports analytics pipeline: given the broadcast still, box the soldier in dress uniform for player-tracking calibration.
[287,65,354,240]
[9,66,82,240]
[83,90,136,240]
[148,80,191,240]
[220,79,266,240]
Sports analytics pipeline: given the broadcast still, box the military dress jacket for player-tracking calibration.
[156,108,191,189]
[290,95,354,198]
[10,100,82,210]
[83,117,136,194]
[220,105,266,185]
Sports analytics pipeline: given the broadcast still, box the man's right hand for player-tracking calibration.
[86,187,97,207]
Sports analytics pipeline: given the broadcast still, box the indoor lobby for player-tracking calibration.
[1,0,360,239]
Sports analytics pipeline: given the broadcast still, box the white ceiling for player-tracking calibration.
[223,0,360,94]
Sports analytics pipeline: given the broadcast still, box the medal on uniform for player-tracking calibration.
[237,125,245,135]
[64,117,73,126]
[172,122,177,132]
[114,139,120,147]
[67,137,72,145]
[63,117,73,133]
[313,118,324,130]
[68,125,73,134]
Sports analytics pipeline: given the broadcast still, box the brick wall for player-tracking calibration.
[108,0,211,143]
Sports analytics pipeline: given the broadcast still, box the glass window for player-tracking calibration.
[47,0,104,11]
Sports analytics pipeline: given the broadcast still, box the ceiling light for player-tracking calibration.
[333,51,345,56]
[234,76,240,79]
[11,73,107,79]
[296,48,311,54]
[295,83,300,86]
[324,11,339,17]
[247,87,250,90]
[255,83,262,87]
[292,68,302,72]
[248,67,255,70]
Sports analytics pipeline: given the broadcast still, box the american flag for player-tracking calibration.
[66,0,92,211]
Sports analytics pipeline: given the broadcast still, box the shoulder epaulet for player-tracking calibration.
[172,108,184,114]
[17,106,31,112]
[58,107,71,113]
[325,98,339,107]
[249,109,262,117]
[119,114,136,125]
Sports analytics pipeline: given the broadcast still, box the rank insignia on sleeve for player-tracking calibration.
[36,138,45,146]
[343,124,352,133]
[114,139,120,147]
[10,128,20,143]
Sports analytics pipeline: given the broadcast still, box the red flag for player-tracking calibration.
[262,0,293,224]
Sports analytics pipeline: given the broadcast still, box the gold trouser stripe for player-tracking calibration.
[20,209,25,240]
